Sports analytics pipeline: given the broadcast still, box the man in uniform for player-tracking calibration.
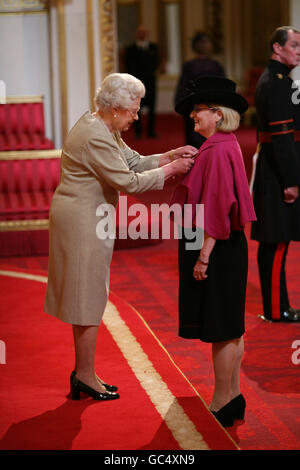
[251,26,300,322]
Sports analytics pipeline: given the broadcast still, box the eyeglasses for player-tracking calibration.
[193,105,219,113]
[127,107,140,117]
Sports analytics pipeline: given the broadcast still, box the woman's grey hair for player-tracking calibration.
[94,73,145,111]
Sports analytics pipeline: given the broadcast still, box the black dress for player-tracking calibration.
[178,230,248,343]
[171,132,255,343]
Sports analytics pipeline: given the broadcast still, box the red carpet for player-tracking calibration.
[0,268,237,450]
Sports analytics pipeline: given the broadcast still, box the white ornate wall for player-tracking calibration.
[49,0,117,147]
[0,0,117,148]
[0,7,52,140]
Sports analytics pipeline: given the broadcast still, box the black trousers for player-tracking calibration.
[257,242,290,320]
[134,86,156,137]
[134,106,155,137]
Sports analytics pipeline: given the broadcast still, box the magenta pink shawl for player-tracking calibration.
[171,132,256,239]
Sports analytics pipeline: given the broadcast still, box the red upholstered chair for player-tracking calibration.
[0,150,61,256]
[0,96,54,151]
[0,153,61,222]
[0,96,59,255]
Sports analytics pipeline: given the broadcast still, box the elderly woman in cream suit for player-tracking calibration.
[44,73,196,401]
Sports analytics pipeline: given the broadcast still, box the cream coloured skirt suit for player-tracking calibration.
[44,111,164,325]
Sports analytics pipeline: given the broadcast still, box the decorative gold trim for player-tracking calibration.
[159,74,179,81]
[99,0,117,78]
[57,0,68,141]
[2,95,44,104]
[86,0,96,111]
[0,9,47,16]
[116,0,138,4]
[138,0,142,26]
[0,270,48,283]
[0,149,61,160]
[0,219,49,232]
[0,0,48,13]
[282,0,290,24]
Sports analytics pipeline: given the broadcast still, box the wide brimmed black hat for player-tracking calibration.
[175,75,248,115]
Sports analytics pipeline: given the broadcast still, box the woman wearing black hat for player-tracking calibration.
[171,76,256,427]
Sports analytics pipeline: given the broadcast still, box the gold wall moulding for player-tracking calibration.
[99,0,117,78]
[0,149,61,160]
[0,0,49,13]
[0,219,49,232]
[3,95,44,104]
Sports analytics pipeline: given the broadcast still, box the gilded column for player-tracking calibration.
[57,0,68,141]
[86,0,96,110]
[99,0,117,78]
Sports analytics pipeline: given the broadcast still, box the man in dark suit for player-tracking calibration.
[125,26,159,138]
[175,31,225,148]
[251,26,300,322]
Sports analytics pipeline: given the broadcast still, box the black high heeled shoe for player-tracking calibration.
[230,393,246,420]
[211,394,246,427]
[210,401,235,427]
[70,370,118,392]
[71,376,120,401]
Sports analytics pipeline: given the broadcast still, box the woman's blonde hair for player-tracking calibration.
[213,105,241,132]
[95,73,145,111]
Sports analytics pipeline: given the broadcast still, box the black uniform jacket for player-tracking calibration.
[251,59,300,242]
